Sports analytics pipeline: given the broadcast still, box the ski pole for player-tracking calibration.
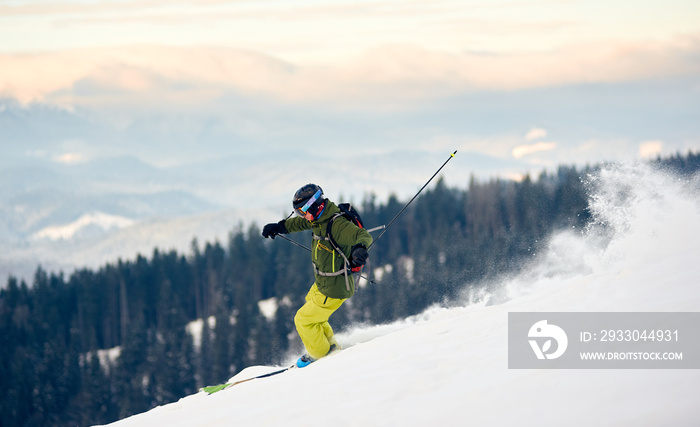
[277,234,312,252]
[368,150,457,250]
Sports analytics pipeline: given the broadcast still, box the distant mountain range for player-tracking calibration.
[0,100,528,284]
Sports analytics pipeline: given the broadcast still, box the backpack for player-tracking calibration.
[326,203,365,273]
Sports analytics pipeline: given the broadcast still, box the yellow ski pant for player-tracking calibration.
[294,283,345,360]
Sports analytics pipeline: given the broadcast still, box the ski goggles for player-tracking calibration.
[295,189,322,217]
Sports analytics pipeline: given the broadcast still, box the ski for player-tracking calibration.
[201,366,294,394]
[202,348,343,394]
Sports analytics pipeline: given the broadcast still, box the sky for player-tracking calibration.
[2,0,699,61]
[1,0,700,179]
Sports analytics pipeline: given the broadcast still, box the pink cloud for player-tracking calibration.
[1,34,698,110]
[512,142,557,159]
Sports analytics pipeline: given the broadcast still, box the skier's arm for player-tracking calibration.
[283,217,313,233]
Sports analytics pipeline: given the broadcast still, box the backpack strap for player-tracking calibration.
[325,214,346,257]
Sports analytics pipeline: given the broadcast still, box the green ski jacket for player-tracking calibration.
[284,201,373,299]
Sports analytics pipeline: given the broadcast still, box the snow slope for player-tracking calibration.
[100,163,700,427]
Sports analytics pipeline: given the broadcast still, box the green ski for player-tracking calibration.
[201,366,293,394]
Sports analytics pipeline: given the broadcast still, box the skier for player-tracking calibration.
[262,184,372,367]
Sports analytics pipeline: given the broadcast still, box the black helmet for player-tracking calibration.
[293,184,325,218]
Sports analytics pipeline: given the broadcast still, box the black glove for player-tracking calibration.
[262,220,287,239]
[350,244,368,267]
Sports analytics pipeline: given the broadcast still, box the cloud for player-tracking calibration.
[512,142,557,159]
[54,153,87,164]
[0,0,186,18]
[0,46,295,107]
[525,127,548,141]
[1,34,699,111]
[639,140,664,159]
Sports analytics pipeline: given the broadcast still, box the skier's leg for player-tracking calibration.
[294,283,344,360]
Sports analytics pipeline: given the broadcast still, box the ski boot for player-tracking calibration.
[296,354,315,368]
[296,344,339,368]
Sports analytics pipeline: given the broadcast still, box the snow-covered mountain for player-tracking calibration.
[98,163,700,427]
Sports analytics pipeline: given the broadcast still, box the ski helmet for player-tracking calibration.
[293,184,325,218]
